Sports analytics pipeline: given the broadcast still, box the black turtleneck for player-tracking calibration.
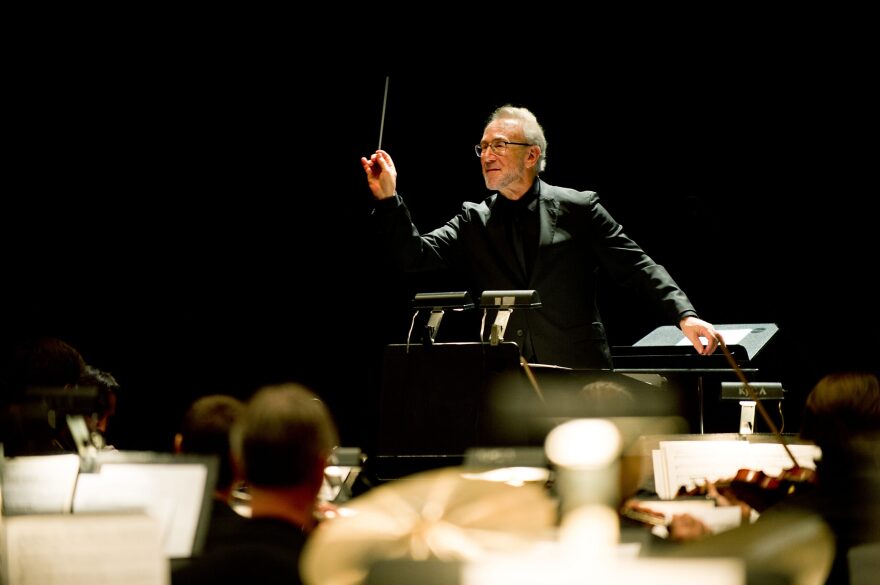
[495,183,540,280]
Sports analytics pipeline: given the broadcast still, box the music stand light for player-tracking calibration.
[479,290,542,346]
[411,291,475,345]
[720,382,785,434]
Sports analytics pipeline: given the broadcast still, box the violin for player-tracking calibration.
[727,465,817,512]
[620,503,667,527]
[675,465,818,513]
[663,335,824,514]
[620,500,716,541]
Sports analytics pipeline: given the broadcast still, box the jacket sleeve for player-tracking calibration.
[371,193,463,273]
[584,193,698,322]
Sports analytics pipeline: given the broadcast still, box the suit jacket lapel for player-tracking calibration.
[534,182,559,282]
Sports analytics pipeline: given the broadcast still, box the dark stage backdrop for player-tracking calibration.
[4,56,876,454]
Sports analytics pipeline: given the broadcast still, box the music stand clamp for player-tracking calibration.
[479,290,542,345]
[412,292,475,346]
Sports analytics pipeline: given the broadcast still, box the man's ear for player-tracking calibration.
[526,146,540,167]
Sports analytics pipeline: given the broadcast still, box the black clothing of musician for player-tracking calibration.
[172,517,306,585]
[363,104,719,369]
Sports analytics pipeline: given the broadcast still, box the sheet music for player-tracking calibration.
[651,450,670,499]
[744,443,821,477]
[72,463,208,559]
[2,513,167,585]
[2,454,80,515]
[654,441,750,498]
[652,440,821,499]
[675,328,752,346]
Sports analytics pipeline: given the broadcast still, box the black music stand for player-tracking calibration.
[612,323,779,433]
[373,341,523,481]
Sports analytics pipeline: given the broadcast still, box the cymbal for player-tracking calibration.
[300,466,557,585]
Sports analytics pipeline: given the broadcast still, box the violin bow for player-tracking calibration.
[715,334,800,468]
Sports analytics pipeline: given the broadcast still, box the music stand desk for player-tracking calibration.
[611,323,779,432]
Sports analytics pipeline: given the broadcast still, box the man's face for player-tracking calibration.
[478,119,533,195]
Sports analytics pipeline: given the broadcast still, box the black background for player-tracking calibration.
[3,33,876,455]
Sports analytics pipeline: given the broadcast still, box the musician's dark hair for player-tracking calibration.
[179,394,246,489]
[799,371,880,449]
[2,336,86,406]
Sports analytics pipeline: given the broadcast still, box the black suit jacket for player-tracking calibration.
[373,178,697,369]
[172,517,306,585]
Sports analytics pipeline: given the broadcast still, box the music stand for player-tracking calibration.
[612,323,779,433]
[374,341,523,481]
[71,450,218,566]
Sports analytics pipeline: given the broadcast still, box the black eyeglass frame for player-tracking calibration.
[474,140,533,157]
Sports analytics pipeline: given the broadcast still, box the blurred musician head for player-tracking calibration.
[231,382,340,532]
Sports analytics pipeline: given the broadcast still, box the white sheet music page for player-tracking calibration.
[2,454,80,515]
[739,443,821,476]
[651,449,671,499]
[675,328,751,347]
[72,463,208,559]
[655,440,750,498]
[2,512,166,585]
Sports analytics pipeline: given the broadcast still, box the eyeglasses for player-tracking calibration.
[474,140,533,157]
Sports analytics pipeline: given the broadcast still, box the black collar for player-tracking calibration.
[495,181,539,214]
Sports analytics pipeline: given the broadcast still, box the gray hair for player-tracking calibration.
[232,383,339,487]
[486,105,547,173]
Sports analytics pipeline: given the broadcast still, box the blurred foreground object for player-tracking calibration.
[299,466,557,585]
